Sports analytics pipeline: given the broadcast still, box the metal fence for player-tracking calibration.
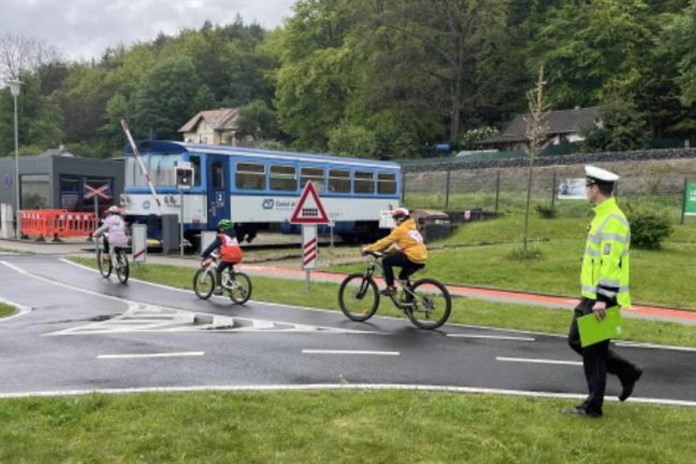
[403,157,696,222]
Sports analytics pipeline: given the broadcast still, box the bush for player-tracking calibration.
[627,210,673,250]
[505,241,544,260]
[534,204,558,219]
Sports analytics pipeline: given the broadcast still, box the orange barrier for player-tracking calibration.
[19,210,98,242]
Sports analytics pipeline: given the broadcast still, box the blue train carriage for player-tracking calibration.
[119,140,402,248]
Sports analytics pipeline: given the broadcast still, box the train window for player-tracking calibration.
[236,162,266,190]
[151,155,178,186]
[300,167,325,192]
[354,171,375,194]
[189,156,201,186]
[270,165,297,191]
[329,169,351,193]
[213,162,224,189]
[378,172,397,194]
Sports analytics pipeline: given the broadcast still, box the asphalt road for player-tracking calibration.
[1,251,696,406]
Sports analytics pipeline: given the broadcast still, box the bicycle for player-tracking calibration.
[338,250,452,329]
[193,253,252,304]
[96,244,130,284]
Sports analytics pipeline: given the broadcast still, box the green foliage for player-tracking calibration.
[1,1,694,157]
[627,209,674,250]
[534,204,558,219]
[327,122,377,157]
[458,126,499,149]
[582,88,650,152]
[236,100,279,142]
[506,241,545,260]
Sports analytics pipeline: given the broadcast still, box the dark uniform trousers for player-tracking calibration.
[568,296,640,415]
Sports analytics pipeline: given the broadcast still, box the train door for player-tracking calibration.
[206,155,230,230]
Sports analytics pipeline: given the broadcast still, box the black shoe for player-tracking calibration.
[561,406,602,418]
[619,366,643,402]
[380,287,396,296]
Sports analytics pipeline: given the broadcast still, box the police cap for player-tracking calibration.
[585,165,619,186]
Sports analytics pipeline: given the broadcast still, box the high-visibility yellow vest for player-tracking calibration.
[581,197,631,307]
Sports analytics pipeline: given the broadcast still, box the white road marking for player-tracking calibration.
[98,352,204,359]
[447,334,535,341]
[0,384,693,409]
[302,349,400,356]
[614,341,696,352]
[496,356,582,366]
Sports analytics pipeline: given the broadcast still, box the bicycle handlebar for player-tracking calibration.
[361,250,384,259]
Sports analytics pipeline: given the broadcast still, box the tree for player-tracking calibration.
[528,0,655,108]
[328,122,377,157]
[523,67,550,252]
[0,33,61,81]
[133,56,201,140]
[235,100,279,143]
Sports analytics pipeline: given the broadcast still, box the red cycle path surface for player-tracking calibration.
[240,264,696,324]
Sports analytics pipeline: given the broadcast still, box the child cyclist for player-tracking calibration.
[201,219,244,294]
[361,208,427,295]
[92,205,129,258]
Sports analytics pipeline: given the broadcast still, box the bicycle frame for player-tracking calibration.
[362,252,417,310]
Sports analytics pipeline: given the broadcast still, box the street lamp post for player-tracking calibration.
[7,79,22,239]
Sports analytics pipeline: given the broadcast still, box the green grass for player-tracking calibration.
[1,390,695,464]
[335,213,696,309]
[0,303,14,318]
[71,258,696,347]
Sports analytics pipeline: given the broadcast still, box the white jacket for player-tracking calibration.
[93,215,129,247]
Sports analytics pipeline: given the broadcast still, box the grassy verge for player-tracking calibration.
[1,390,695,464]
[70,258,696,347]
[0,303,14,318]
[331,213,696,309]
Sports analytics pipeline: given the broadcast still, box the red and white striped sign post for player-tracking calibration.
[290,182,330,290]
[84,183,111,253]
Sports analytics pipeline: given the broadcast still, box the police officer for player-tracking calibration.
[565,166,643,418]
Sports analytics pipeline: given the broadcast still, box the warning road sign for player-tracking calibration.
[84,183,111,200]
[290,182,330,224]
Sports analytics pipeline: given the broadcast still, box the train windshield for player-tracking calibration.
[125,153,183,188]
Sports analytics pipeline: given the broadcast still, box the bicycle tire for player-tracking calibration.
[405,278,452,330]
[96,249,112,278]
[338,273,379,322]
[228,271,252,305]
[115,250,129,284]
[193,269,215,300]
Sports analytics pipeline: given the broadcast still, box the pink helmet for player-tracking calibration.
[390,207,409,219]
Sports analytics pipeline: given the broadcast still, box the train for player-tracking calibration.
[119,140,402,248]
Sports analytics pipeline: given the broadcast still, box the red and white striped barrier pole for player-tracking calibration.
[121,120,162,214]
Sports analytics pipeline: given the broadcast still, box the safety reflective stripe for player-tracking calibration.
[600,232,629,243]
[584,247,601,257]
[599,278,621,287]
[597,287,617,298]
[582,284,597,294]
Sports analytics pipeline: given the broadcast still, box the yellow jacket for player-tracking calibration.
[365,218,428,264]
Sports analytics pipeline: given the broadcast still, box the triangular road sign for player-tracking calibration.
[290,181,330,224]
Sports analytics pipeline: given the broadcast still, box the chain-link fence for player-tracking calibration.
[403,157,696,222]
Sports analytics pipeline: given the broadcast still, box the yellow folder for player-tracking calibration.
[577,306,623,348]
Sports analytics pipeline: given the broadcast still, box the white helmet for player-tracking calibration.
[107,205,122,214]
[390,208,409,219]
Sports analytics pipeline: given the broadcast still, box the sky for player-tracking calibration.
[0,0,297,62]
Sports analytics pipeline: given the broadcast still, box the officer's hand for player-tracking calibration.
[360,247,367,256]
[592,301,607,320]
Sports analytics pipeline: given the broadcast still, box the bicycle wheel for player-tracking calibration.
[338,273,379,322]
[115,250,129,284]
[193,269,215,300]
[228,271,252,305]
[405,278,452,330]
[96,249,112,278]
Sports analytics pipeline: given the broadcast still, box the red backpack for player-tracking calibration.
[218,233,243,263]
